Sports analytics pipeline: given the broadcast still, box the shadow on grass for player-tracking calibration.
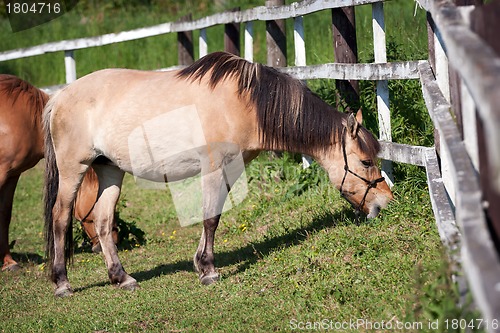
[6,207,364,293]
[129,206,362,284]
[10,252,44,266]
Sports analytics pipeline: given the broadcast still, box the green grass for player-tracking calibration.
[1,154,480,333]
[0,0,482,332]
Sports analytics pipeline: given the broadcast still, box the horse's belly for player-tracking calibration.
[121,150,202,183]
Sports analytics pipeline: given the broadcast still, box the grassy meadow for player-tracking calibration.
[0,0,482,332]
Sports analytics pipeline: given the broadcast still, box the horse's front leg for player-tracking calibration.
[194,168,228,285]
[194,215,221,285]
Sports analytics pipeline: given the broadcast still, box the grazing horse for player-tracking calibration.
[0,74,113,271]
[43,51,393,296]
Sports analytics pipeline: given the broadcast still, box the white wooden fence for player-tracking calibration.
[417,0,500,329]
[1,0,499,329]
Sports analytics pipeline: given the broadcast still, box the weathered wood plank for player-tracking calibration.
[177,14,194,66]
[293,15,312,169]
[266,0,287,67]
[280,61,421,80]
[294,16,306,68]
[423,147,469,306]
[417,0,500,193]
[372,2,393,186]
[423,147,460,251]
[199,29,208,58]
[471,0,500,271]
[244,22,254,62]
[49,61,421,85]
[420,60,500,331]
[224,8,240,56]
[460,81,479,170]
[64,50,76,83]
[0,0,383,62]
[332,6,359,104]
[377,141,426,166]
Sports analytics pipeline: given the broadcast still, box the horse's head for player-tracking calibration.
[322,110,393,218]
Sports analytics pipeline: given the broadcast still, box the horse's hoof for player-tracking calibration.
[120,282,139,291]
[54,286,74,297]
[200,273,219,285]
[2,263,20,272]
[119,278,139,291]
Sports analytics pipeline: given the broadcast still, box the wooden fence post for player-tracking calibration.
[64,50,76,83]
[294,15,312,168]
[372,2,393,187]
[433,15,455,204]
[177,14,194,66]
[266,0,286,67]
[470,0,500,247]
[331,6,359,106]
[199,28,208,59]
[224,8,240,56]
[244,22,254,62]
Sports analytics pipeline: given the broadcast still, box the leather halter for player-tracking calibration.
[339,127,385,217]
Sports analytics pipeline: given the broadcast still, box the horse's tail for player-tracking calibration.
[43,91,74,272]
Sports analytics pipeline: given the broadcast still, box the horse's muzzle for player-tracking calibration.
[366,205,381,219]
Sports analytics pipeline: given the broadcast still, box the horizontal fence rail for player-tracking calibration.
[0,0,381,62]
[280,61,421,80]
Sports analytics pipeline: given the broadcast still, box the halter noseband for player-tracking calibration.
[339,127,385,217]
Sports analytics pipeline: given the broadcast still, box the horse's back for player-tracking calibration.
[48,68,259,181]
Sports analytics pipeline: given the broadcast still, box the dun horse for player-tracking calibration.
[0,74,115,271]
[44,52,393,296]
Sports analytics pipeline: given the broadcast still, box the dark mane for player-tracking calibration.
[0,74,48,126]
[177,52,379,158]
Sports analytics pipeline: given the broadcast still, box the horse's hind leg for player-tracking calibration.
[92,165,137,290]
[50,167,87,297]
[0,175,20,271]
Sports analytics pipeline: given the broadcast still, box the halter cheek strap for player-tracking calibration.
[339,128,385,217]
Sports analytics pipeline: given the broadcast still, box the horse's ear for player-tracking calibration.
[355,108,363,124]
[347,109,362,138]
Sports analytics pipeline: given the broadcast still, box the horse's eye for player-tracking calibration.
[361,160,373,168]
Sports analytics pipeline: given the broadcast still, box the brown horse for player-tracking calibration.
[43,52,393,296]
[0,74,114,271]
